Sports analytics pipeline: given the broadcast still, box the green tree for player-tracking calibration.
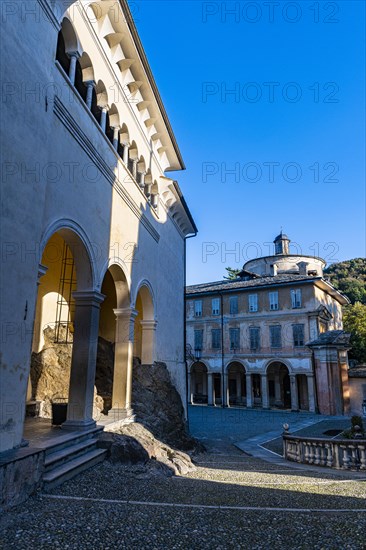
[224,267,241,280]
[343,302,366,364]
[324,258,366,304]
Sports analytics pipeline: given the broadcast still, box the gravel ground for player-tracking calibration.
[1,440,366,549]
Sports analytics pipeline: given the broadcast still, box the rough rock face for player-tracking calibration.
[99,423,195,476]
[30,326,104,419]
[132,360,199,451]
[95,337,114,413]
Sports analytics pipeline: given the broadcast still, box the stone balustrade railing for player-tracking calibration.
[283,434,366,470]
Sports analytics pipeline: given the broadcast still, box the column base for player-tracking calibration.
[62,419,96,431]
[108,407,134,421]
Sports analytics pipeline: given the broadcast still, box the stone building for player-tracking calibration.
[0,0,196,455]
[186,233,351,416]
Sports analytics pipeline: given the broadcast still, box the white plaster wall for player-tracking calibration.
[0,0,191,451]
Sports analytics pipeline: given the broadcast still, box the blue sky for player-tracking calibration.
[132,0,365,285]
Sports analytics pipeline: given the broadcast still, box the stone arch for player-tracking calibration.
[95,80,109,109]
[29,223,102,430]
[59,17,81,55]
[150,180,159,208]
[133,282,155,364]
[266,361,292,409]
[40,219,96,290]
[190,361,208,404]
[79,52,95,83]
[226,361,246,407]
[96,263,131,414]
[264,358,293,374]
[106,104,120,146]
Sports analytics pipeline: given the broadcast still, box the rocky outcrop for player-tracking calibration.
[132,361,200,451]
[99,422,195,476]
[30,326,104,420]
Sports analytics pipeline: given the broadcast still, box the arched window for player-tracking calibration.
[56,30,70,75]
[74,60,87,103]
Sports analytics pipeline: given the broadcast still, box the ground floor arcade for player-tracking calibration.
[189,360,316,412]
[25,229,157,437]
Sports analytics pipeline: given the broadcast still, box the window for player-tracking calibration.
[249,294,258,312]
[293,324,304,347]
[212,329,221,349]
[229,296,238,314]
[249,327,260,351]
[194,330,203,351]
[194,300,202,317]
[269,291,279,311]
[229,328,240,350]
[212,298,220,315]
[291,289,302,308]
[270,325,282,348]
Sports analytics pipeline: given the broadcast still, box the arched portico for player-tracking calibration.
[133,283,156,365]
[190,362,208,404]
[96,263,135,419]
[226,362,246,407]
[266,361,293,410]
[29,226,103,432]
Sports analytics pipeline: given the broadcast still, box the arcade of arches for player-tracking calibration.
[27,230,156,430]
[189,361,316,411]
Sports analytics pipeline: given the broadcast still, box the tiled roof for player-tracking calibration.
[306,330,351,347]
[185,274,319,295]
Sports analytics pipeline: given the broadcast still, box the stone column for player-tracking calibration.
[307,374,316,412]
[290,374,299,411]
[85,80,95,110]
[122,142,130,165]
[140,320,157,365]
[68,51,80,85]
[236,373,242,399]
[131,159,138,180]
[112,126,120,151]
[274,374,281,406]
[63,291,104,430]
[246,373,253,407]
[223,373,229,407]
[207,373,213,405]
[138,172,146,190]
[110,308,138,420]
[100,105,109,133]
[187,371,192,404]
[261,374,269,409]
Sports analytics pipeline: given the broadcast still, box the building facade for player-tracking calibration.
[186,233,350,416]
[0,0,196,454]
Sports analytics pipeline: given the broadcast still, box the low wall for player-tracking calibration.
[0,449,44,510]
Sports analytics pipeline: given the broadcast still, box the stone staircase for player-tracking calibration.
[42,426,107,490]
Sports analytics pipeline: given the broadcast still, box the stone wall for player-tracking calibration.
[0,451,44,510]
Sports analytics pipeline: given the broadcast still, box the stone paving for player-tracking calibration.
[1,407,366,549]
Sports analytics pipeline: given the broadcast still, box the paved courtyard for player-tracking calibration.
[1,407,366,549]
[187,404,321,441]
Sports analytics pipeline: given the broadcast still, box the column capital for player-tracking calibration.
[85,79,96,88]
[100,104,110,112]
[72,290,105,306]
[114,307,138,320]
[67,50,81,60]
[122,141,130,148]
[140,319,158,330]
[37,263,48,281]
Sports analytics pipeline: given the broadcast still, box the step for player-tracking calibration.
[44,438,98,471]
[43,448,107,491]
[43,426,104,456]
